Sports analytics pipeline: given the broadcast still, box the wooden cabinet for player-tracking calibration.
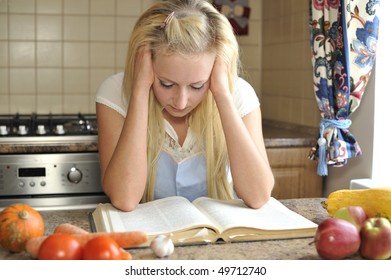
[266,147,323,199]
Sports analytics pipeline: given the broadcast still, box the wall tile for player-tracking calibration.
[63,69,89,94]
[261,45,272,70]
[63,94,89,113]
[0,1,8,13]
[9,41,35,67]
[8,0,35,13]
[278,70,294,97]
[36,94,63,114]
[300,69,314,99]
[37,68,62,94]
[261,94,278,120]
[303,98,321,127]
[281,0,293,17]
[0,14,8,40]
[9,15,35,40]
[292,0,309,14]
[9,94,36,113]
[115,42,128,69]
[116,17,136,42]
[117,0,142,16]
[90,0,115,16]
[37,15,62,41]
[64,0,89,15]
[63,42,89,67]
[37,0,62,14]
[64,16,89,41]
[90,43,115,67]
[0,95,9,114]
[240,45,260,70]
[0,42,8,67]
[248,0,260,20]
[261,70,273,95]
[290,98,302,124]
[262,19,273,46]
[141,0,156,11]
[37,42,62,67]
[88,94,96,113]
[0,68,8,94]
[264,0,283,20]
[9,68,35,94]
[291,12,309,42]
[90,16,116,41]
[261,0,317,127]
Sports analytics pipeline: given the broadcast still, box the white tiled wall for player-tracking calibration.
[0,0,261,115]
[0,0,154,114]
[0,0,317,129]
[261,0,320,128]
[236,0,262,100]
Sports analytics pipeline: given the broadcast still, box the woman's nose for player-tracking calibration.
[173,89,187,109]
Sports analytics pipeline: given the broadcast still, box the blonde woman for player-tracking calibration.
[96,0,274,211]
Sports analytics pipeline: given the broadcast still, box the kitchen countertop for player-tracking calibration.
[262,119,318,148]
[0,198,362,260]
[0,119,317,154]
[0,136,98,154]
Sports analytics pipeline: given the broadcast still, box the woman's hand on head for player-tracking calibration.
[133,45,154,94]
[209,56,231,101]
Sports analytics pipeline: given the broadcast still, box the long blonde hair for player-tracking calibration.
[123,0,241,202]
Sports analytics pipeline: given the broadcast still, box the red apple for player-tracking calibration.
[360,217,391,260]
[333,206,367,230]
[314,218,360,259]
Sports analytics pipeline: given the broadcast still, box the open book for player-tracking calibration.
[90,196,317,246]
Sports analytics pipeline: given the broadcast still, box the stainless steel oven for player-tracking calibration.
[0,113,109,210]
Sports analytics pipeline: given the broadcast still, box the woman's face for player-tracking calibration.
[152,52,215,119]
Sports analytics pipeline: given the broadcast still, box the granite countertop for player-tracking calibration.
[0,198,362,260]
[262,119,318,148]
[0,137,98,154]
[0,120,317,154]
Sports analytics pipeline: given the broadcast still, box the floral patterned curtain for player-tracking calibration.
[309,0,380,176]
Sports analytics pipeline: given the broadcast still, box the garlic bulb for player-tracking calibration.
[150,234,175,257]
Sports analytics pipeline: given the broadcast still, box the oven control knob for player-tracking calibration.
[67,167,83,184]
[55,124,65,135]
[0,125,8,135]
[18,125,28,135]
[36,125,46,135]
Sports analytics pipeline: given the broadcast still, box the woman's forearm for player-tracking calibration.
[214,95,275,208]
[100,91,150,211]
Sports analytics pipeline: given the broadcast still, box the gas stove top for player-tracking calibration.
[0,113,98,145]
[0,113,97,137]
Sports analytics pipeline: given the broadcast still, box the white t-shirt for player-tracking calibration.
[95,72,260,201]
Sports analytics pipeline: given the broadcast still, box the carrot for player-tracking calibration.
[26,231,147,259]
[54,223,89,235]
[73,231,148,248]
[120,248,133,260]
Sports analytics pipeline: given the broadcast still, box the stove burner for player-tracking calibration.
[0,113,98,137]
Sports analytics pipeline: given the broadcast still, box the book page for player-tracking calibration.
[93,196,219,235]
[193,197,317,233]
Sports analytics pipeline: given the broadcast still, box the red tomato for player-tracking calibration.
[38,234,83,260]
[82,236,122,260]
